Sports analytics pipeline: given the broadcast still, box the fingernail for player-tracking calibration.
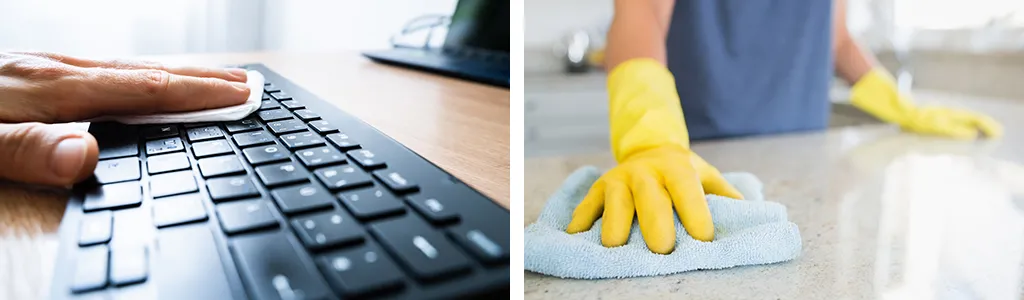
[231,81,250,93]
[51,137,87,179]
[227,68,247,78]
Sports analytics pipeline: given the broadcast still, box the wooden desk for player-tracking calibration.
[0,52,509,299]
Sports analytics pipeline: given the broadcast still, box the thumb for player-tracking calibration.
[0,123,98,186]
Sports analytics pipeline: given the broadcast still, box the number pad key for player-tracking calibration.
[94,157,140,184]
[233,130,275,148]
[257,109,292,122]
[347,149,385,169]
[141,125,179,140]
[224,118,261,133]
[293,109,320,121]
[267,119,307,135]
[280,100,304,110]
[79,211,112,246]
[206,176,260,202]
[271,184,334,214]
[186,126,223,142]
[317,242,405,297]
[338,187,405,219]
[280,131,325,149]
[191,139,233,158]
[270,91,292,100]
[308,120,338,134]
[198,156,245,178]
[326,133,360,150]
[152,193,208,228]
[242,143,289,165]
[255,162,310,187]
[216,199,278,234]
[259,100,280,111]
[314,165,372,190]
[146,137,184,155]
[83,181,142,212]
[369,216,470,280]
[149,171,198,198]
[406,195,459,224]
[147,153,190,174]
[291,210,364,249]
[296,146,345,167]
[230,232,332,300]
[448,225,509,265]
[372,170,418,193]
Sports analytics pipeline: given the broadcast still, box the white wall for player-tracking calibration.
[524,0,612,49]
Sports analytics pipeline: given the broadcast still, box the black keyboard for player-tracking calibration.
[49,64,510,300]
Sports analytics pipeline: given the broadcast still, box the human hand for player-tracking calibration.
[0,52,250,186]
[566,145,744,254]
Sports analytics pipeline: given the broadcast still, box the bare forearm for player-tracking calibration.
[834,34,876,84]
[604,0,675,71]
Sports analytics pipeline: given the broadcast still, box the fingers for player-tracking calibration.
[71,68,250,118]
[600,179,634,248]
[16,52,247,82]
[691,154,744,199]
[960,111,1004,139]
[0,123,98,186]
[631,172,676,254]
[566,180,606,233]
[663,162,716,242]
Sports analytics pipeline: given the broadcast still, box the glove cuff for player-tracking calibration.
[849,68,918,125]
[607,58,690,162]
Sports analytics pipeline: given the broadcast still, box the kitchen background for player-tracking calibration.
[526,0,1024,156]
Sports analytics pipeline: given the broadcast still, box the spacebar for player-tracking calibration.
[156,225,235,300]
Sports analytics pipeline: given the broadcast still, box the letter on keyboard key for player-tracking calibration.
[296,146,345,167]
[191,139,233,158]
[325,133,360,150]
[155,225,234,300]
[406,195,459,224]
[271,184,334,214]
[149,170,198,198]
[291,210,364,249]
[233,130,275,148]
[293,109,320,121]
[79,211,112,246]
[146,137,185,155]
[260,99,280,110]
[83,181,142,212]
[225,118,262,133]
[338,187,405,219]
[231,232,332,300]
[110,245,148,286]
[267,119,308,135]
[94,157,140,184]
[255,161,310,187]
[206,176,260,201]
[317,242,405,297]
[372,170,418,193]
[314,165,373,190]
[258,109,292,122]
[347,149,385,169]
[216,199,279,234]
[448,225,509,264]
[152,193,208,228]
[243,143,290,165]
[146,152,190,174]
[280,100,304,110]
[198,155,245,178]
[71,245,109,293]
[369,216,470,280]
[308,120,338,134]
[186,126,224,142]
[280,131,325,149]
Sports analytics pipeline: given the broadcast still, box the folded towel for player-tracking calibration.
[524,166,802,279]
[89,70,265,125]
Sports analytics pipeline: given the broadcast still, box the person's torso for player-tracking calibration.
[666,0,834,140]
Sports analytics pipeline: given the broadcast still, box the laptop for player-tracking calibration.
[363,0,510,88]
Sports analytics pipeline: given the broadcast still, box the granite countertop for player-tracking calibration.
[524,90,1024,299]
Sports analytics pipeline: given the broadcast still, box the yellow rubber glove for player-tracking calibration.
[565,58,744,254]
[851,69,1003,140]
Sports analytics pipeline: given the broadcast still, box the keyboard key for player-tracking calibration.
[326,133,360,150]
[111,208,154,247]
[94,157,140,184]
[225,118,261,133]
[373,170,418,193]
[406,195,459,224]
[267,119,307,135]
[231,232,331,300]
[262,92,271,100]
[96,127,139,159]
[217,199,278,234]
[369,215,470,280]
[83,181,142,212]
[264,84,281,93]
[314,165,373,190]
[255,162,310,187]
[186,126,224,142]
[291,210,364,249]
[270,91,292,100]
[71,245,109,293]
[154,225,234,300]
[150,170,198,198]
[258,109,292,122]
[308,120,338,134]
[296,146,345,167]
[260,100,280,110]
[206,176,260,202]
[146,137,185,155]
[242,143,289,165]
[233,130,275,148]
[191,139,233,158]
[293,109,320,121]
[152,193,208,228]
[280,100,304,110]
[280,131,325,149]
[347,149,385,169]
[198,156,245,178]
[448,225,509,264]
[110,246,148,286]
[146,152,190,174]
[271,184,334,215]
[183,122,215,128]
[141,125,179,140]
[317,242,405,297]
[338,187,405,219]
[79,211,112,246]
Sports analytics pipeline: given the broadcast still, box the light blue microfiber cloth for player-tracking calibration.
[525,166,802,279]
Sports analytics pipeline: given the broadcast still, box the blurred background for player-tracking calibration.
[525,0,1024,156]
[0,0,458,57]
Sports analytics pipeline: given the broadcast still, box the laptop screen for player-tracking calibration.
[443,0,509,54]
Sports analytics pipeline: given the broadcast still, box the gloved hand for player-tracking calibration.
[565,58,743,254]
[850,69,1003,140]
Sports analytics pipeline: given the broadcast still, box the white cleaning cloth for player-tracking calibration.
[524,166,802,279]
[91,70,265,125]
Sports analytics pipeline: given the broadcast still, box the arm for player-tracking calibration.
[832,0,875,84]
[604,0,675,70]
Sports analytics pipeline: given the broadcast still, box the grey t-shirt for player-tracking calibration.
[666,0,834,140]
